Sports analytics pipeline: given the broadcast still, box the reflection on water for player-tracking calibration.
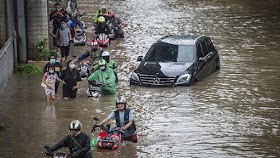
[1,0,280,157]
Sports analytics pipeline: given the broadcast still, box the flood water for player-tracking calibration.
[1,0,280,157]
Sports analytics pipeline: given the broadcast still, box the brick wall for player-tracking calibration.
[26,0,49,59]
[0,0,7,47]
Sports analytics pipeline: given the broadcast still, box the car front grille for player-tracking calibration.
[139,74,176,86]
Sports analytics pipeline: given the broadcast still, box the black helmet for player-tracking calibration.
[115,96,126,108]
[69,120,82,131]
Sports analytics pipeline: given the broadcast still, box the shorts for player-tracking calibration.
[60,45,70,57]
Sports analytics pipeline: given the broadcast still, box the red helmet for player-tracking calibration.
[108,12,114,18]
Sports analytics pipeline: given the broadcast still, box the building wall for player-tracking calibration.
[26,0,49,59]
[0,0,7,47]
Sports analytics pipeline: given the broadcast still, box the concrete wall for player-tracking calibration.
[0,0,7,47]
[26,0,49,59]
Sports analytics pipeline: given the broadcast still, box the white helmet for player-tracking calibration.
[116,96,126,108]
[102,51,110,57]
[69,120,82,131]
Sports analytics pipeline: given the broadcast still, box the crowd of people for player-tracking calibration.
[45,0,125,100]
[43,1,137,157]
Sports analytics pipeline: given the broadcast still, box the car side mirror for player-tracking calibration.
[199,57,206,62]
[137,56,143,61]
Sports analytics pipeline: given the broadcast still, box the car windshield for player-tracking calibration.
[144,42,194,62]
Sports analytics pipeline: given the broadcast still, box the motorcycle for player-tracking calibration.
[73,13,86,46]
[96,33,110,48]
[87,80,102,97]
[42,145,68,158]
[78,60,93,78]
[90,117,124,149]
[73,29,86,46]
[110,21,124,39]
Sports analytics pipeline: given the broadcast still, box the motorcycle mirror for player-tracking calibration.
[92,117,99,121]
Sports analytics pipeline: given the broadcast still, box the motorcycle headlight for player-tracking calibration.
[176,74,191,85]
[131,72,140,82]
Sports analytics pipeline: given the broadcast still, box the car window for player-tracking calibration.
[201,41,209,57]
[177,45,194,62]
[145,42,194,62]
[196,43,204,59]
[145,42,178,62]
[205,38,215,52]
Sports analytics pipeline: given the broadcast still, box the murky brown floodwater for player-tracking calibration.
[1,0,280,157]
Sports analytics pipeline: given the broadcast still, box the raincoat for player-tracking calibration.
[93,59,116,73]
[87,67,116,95]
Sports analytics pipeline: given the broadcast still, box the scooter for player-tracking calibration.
[78,60,93,78]
[90,117,124,149]
[87,80,102,97]
[73,13,86,46]
[73,30,86,46]
[42,146,68,158]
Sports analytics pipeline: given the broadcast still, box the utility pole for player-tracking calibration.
[16,0,27,63]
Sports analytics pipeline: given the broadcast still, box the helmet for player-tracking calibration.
[108,12,114,18]
[71,12,77,19]
[69,120,82,131]
[98,59,106,66]
[98,16,105,23]
[101,51,110,57]
[115,96,126,108]
[101,5,106,9]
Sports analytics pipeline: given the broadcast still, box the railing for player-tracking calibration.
[0,32,17,93]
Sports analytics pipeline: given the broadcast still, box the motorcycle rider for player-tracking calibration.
[98,96,137,142]
[87,59,117,95]
[108,12,124,38]
[94,6,110,24]
[93,51,116,71]
[94,16,111,36]
[93,51,118,82]
[76,40,104,66]
[45,120,92,158]
[70,11,85,32]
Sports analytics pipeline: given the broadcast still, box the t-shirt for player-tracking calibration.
[44,72,59,89]
[60,69,81,88]
[108,110,133,127]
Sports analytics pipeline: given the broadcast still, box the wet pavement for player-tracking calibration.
[1,0,280,157]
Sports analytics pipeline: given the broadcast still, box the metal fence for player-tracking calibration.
[0,32,17,93]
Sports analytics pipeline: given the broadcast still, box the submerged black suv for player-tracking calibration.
[130,35,220,86]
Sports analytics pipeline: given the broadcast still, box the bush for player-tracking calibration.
[33,38,51,61]
[15,64,43,75]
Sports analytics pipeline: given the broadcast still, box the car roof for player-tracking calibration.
[158,35,205,45]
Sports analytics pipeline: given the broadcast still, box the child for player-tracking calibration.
[42,66,65,101]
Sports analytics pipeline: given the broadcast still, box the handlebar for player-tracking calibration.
[42,146,53,157]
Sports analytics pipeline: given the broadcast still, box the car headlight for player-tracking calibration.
[176,74,192,84]
[131,72,140,82]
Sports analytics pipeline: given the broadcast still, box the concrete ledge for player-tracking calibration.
[28,60,48,69]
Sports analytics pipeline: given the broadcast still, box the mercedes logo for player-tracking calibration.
[153,78,160,84]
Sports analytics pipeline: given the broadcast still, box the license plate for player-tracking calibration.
[89,85,101,91]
